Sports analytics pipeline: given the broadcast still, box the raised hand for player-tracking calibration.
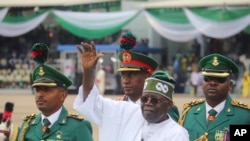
[76,41,104,100]
[76,41,103,71]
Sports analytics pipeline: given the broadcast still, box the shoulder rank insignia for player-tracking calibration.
[231,99,250,110]
[67,113,84,120]
[178,99,205,126]
[183,99,205,110]
[23,113,36,121]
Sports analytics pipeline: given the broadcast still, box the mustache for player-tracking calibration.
[143,107,155,112]
[36,98,46,102]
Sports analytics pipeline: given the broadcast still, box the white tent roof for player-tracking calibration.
[140,0,250,9]
[0,0,117,7]
[1,0,249,8]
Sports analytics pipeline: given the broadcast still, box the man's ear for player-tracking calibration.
[229,79,233,92]
[59,88,68,98]
[145,72,151,78]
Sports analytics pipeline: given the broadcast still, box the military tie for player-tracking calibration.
[207,109,217,125]
[42,118,51,133]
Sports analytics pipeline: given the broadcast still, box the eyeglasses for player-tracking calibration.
[140,96,168,105]
[203,76,228,83]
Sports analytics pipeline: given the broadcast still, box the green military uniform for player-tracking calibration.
[16,43,93,141]
[17,107,93,141]
[179,97,250,141]
[179,53,250,141]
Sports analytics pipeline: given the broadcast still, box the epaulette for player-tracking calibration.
[67,113,84,120]
[179,99,205,126]
[23,114,36,121]
[183,99,205,110]
[231,99,250,110]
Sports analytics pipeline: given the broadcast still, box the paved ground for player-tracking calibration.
[0,89,249,141]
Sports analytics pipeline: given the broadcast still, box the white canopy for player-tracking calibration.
[140,0,250,8]
[0,0,117,7]
[0,1,250,42]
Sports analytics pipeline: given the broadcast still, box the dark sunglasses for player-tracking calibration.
[140,96,168,105]
[203,76,228,83]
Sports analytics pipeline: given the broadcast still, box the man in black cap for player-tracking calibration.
[73,41,189,141]
[16,43,93,141]
[179,53,250,141]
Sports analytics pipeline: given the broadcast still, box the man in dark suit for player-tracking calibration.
[179,53,250,141]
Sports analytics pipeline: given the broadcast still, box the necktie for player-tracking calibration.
[207,109,217,125]
[42,118,51,133]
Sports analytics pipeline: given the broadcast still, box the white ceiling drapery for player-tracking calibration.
[52,9,140,39]
[184,8,250,39]
[0,9,49,37]
[144,11,201,42]
[0,6,249,41]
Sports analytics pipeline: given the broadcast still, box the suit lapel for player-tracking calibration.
[194,104,207,130]
[30,114,44,138]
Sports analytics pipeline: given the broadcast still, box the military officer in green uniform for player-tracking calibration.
[179,53,250,141]
[117,32,179,122]
[16,43,93,141]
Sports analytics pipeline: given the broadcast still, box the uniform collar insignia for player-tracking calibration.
[61,119,66,124]
[32,120,36,124]
[197,107,201,112]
